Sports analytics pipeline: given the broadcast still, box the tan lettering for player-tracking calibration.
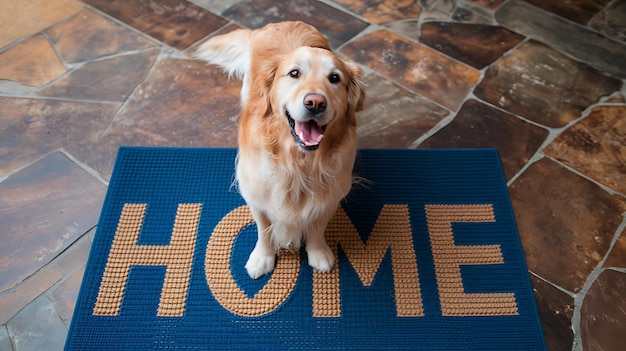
[93,203,201,317]
[425,204,518,316]
[314,205,424,317]
[205,206,300,317]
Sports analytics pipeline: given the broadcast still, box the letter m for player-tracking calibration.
[313,205,424,317]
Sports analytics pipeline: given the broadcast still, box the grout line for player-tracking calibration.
[502,82,623,188]
[570,214,626,351]
[544,154,626,198]
[0,152,51,185]
[529,270,575,298]
[407,110,455,148]
[81,4,170,50]
[96,46,167,139]
[59,149,109,186]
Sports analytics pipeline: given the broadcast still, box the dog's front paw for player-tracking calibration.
[245,246,276,279]
[307,245,335,273]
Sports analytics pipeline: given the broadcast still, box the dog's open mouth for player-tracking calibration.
[287,111,326,151]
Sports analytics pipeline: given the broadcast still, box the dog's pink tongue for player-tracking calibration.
[295,121,324,146]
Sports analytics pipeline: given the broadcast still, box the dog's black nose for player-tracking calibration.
[303,93,327,114]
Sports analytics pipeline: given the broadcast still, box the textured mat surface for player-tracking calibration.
[65,147,546,350]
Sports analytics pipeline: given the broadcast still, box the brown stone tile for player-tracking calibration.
[51,267,85,323]
[475,40,622,128]
[222,0,369,49]
[544,106,626,194]
[38,49,159,102]
[0,34,67,87]
[67,58,241,180]
[45,9,158,63]
[530,276,575,351]
[0,153,106,292]
[580,269,626,351]
[465,0,505,10]
[509,158,626,293]
[356,73,449,148]
[0,97,118,176]
[419,99,548,180]
[82,0,228,50]
[0,265,62,324]
[589,0,626,43]
[0,0,83,48]
[524,0,610,25]
[333,0,421,24]
[604,230,626,269]
[496,0,626,79]
[341,29,480,111]
[420,22,524,69]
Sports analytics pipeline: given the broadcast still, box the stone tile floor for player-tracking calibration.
[0,0,625,350]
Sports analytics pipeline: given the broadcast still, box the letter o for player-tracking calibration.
[205,206,300,316]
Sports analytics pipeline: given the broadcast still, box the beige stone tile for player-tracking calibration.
[0,265,62,324]
[45,9,158,63]
[0,0,83,48]
[0,152,106,292]
[0,34,67,87]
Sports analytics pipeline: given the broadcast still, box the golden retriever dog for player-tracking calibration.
[194,21,365,279]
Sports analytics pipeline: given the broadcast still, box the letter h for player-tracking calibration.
[93,203,201,317]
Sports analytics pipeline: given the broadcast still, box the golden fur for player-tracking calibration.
[194,22,365,278]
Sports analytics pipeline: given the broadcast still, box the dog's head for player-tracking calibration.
[258,46,365,152]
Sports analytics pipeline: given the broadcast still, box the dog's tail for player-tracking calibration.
[193,28,251,80]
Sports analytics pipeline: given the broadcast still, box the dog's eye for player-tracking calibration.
[328,73,341,84]
[288,69,300,78]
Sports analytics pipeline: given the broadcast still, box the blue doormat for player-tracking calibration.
[65,147,546,350]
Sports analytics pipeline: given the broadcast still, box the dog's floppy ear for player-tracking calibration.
[344,60,366,112]
[254,55,281,117]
